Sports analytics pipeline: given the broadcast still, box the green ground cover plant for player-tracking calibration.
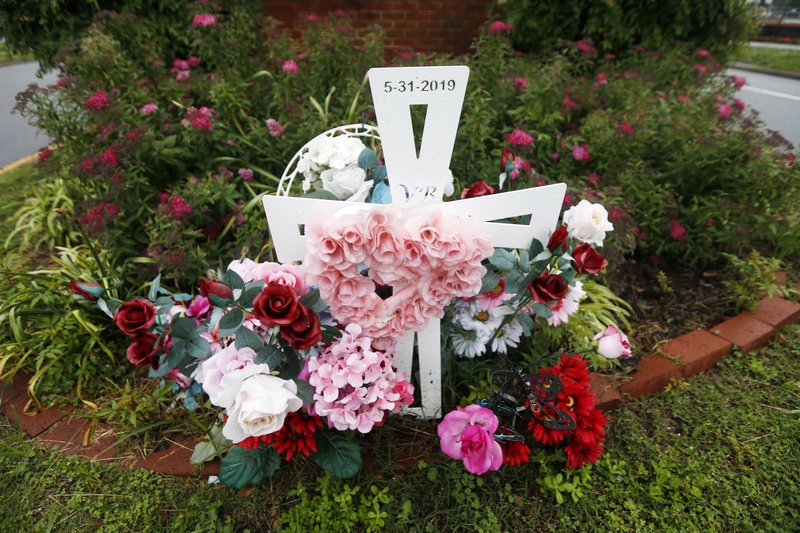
[2,325,797,530]
[738,46,800,73]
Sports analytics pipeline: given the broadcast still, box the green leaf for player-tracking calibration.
[209,294,233,307]
[312,428,362,479]
[488,249,517,271]
[532,303,553,319]
[480,270,501,293]
[223,269,245,291]
[256,345,284,370]
[303,190,339,200]
[299,288,320,308]
[219,446,281,490]
[190,441,218,465]
[295,379,314,404]
[235,326,264,351]
[218,308,245,338]
[171,316,197,339]
[358,148,378,170]
[528,238,544,259]
[371,165,388,184]
[147,273,161,301]
[518,313,534,336]
[186,333,212,359]
[172,293,192,302]
[239,281,264,307]
[96,298,119,319]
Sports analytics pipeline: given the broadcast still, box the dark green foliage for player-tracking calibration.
[498,0,757,60]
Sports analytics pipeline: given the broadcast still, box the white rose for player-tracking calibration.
[562,200,614,247]
[320,165,372,201]
[328,136,365,169]
[199,345,258,407]
[593,325,632,359]
[220,365,303,443]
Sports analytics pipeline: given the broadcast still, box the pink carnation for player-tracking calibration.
[507,128,533,146]
[438,405,503,475]
[193,14,218,27]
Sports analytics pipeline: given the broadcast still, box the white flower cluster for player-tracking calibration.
[450,300,523,359]
[298,135,373,202]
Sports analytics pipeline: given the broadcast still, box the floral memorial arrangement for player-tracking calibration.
[72,66,632,490]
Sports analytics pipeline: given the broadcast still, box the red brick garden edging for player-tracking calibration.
[2,295,798,477]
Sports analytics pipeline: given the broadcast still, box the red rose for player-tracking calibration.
[547,225,568,253]
[126,332,160,368]
[252,283,300,326]
[199,279,233,301]
[528,272,568,304]
[69,280,104,301]
[280,304,322,350]
[114,298,156,336]
[572,243,608,274]
[460,181,495,199]
[500,148,515,172]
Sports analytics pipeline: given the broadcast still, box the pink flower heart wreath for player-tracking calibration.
[304,206,494,343]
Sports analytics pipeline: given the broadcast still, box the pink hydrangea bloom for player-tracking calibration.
[282,60,299,74]
[193,14,218,27]
[571,144,591,161]
[266,118,285,137]
[139,102,158,114]
[307,324,414,433]
[507,128,533,146]
[487,20,512,34]
[84,90,108,110]
[438,404,503,475]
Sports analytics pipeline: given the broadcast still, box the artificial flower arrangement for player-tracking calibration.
[72,134,632,489]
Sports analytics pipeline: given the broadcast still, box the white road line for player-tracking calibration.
[741,85,800,102]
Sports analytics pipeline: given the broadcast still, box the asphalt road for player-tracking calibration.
[728,67,800,147]
[0,62,57,168]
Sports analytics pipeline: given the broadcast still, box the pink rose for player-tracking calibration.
[187,295,210,318]
[593,325,632,359]
[438,404,503,475]
[199,345,258,406]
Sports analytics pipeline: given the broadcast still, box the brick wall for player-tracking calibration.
[263,0,494,56]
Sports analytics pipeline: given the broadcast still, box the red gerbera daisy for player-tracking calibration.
[558,354,590,386]
[499,439,532,467]
[565,437,604,469]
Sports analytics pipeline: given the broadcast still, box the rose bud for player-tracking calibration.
[460,181,495,199]
[69,280,104,301]
[528,272,568,304]
[198,279,234,301]
[126,332,160,368]
[280,304,322,350]
[252,283,301,326]
[547,225,569,253]
[114,298,156,336]
[594,325,632,359]
[572,242,608,274]
[500,148,515,172]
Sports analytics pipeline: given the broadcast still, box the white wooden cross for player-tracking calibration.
[263,66,565,418]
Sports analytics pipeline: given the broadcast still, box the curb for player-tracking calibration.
[0,151,39,175]
[730,61,800,81]
[2,294,799,478]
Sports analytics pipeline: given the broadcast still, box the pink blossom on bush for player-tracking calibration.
[562,191,573,208]
[693,63,707,74]
[192,14,218,27]
[438,404,503,475]
[551,152,560,162]
[609,207,623,222]
[187,55,201,67]
[618,121,635,136]
[266,118,285,137]
[238,168,254,181]
[669,219,687,240]
[84,90,108,110]
[732,75,746,88]
[586,172,600,186]
[605,53,616,60]
[282,60,299,74]
[695,48,710,58]
[99,147,119,167]
[139,102,158,114]
[80,158,95,173]
[595,72,608,86]
[571,144,591,162]
[159,195,193,220]
[182,106,213,131]
[80,202,119,233]
[562,96,577,109]
[575,40,597,56]
[512,76,527,90]
[507,128,533,146]
[38,147,53,163]
[306,14,320,21]
[717,103,732,119]
[487,20,513,34]
[733,98,745,113]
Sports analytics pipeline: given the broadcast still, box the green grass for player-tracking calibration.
[0,42,34,66]
[2,325,798,531]
[738,47,800,74]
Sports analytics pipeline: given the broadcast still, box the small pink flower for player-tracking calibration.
[586,172,600,186]
[595,72,608,86]
[38,147,53,163]
[594,325,632,359]
[551,152,560,162]
[732,75,746,88]
[677,94,691,104]
[733,98,745,113]
[306,14,320,21]
[266,118,285,137]
[512,76,527,90]
[717,103,732,119]
[487,21,512,34]
[507,129,533,146]
[609,207,623,222]
[562,191,573,208]
[618,121,635,136]
[187,56,201,67]
[695,49,710,58]
[99,147,119,167]
[670,219,687,240]
[562,96,577,109]
[187,295,210,319]
[575,40,597,56]
[238,168,254,181]
[170,368,191,389]
[282,60,299,74]
[438,405,503,475]
[192,14,218,27]
[139,102,158,114]
[605,53,616,60]
[84,90,108,111]
[693,63,707,74]
[571,144,591,162]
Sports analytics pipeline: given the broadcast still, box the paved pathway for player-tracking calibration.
[727,67,800,147]
[0,62,58,168]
